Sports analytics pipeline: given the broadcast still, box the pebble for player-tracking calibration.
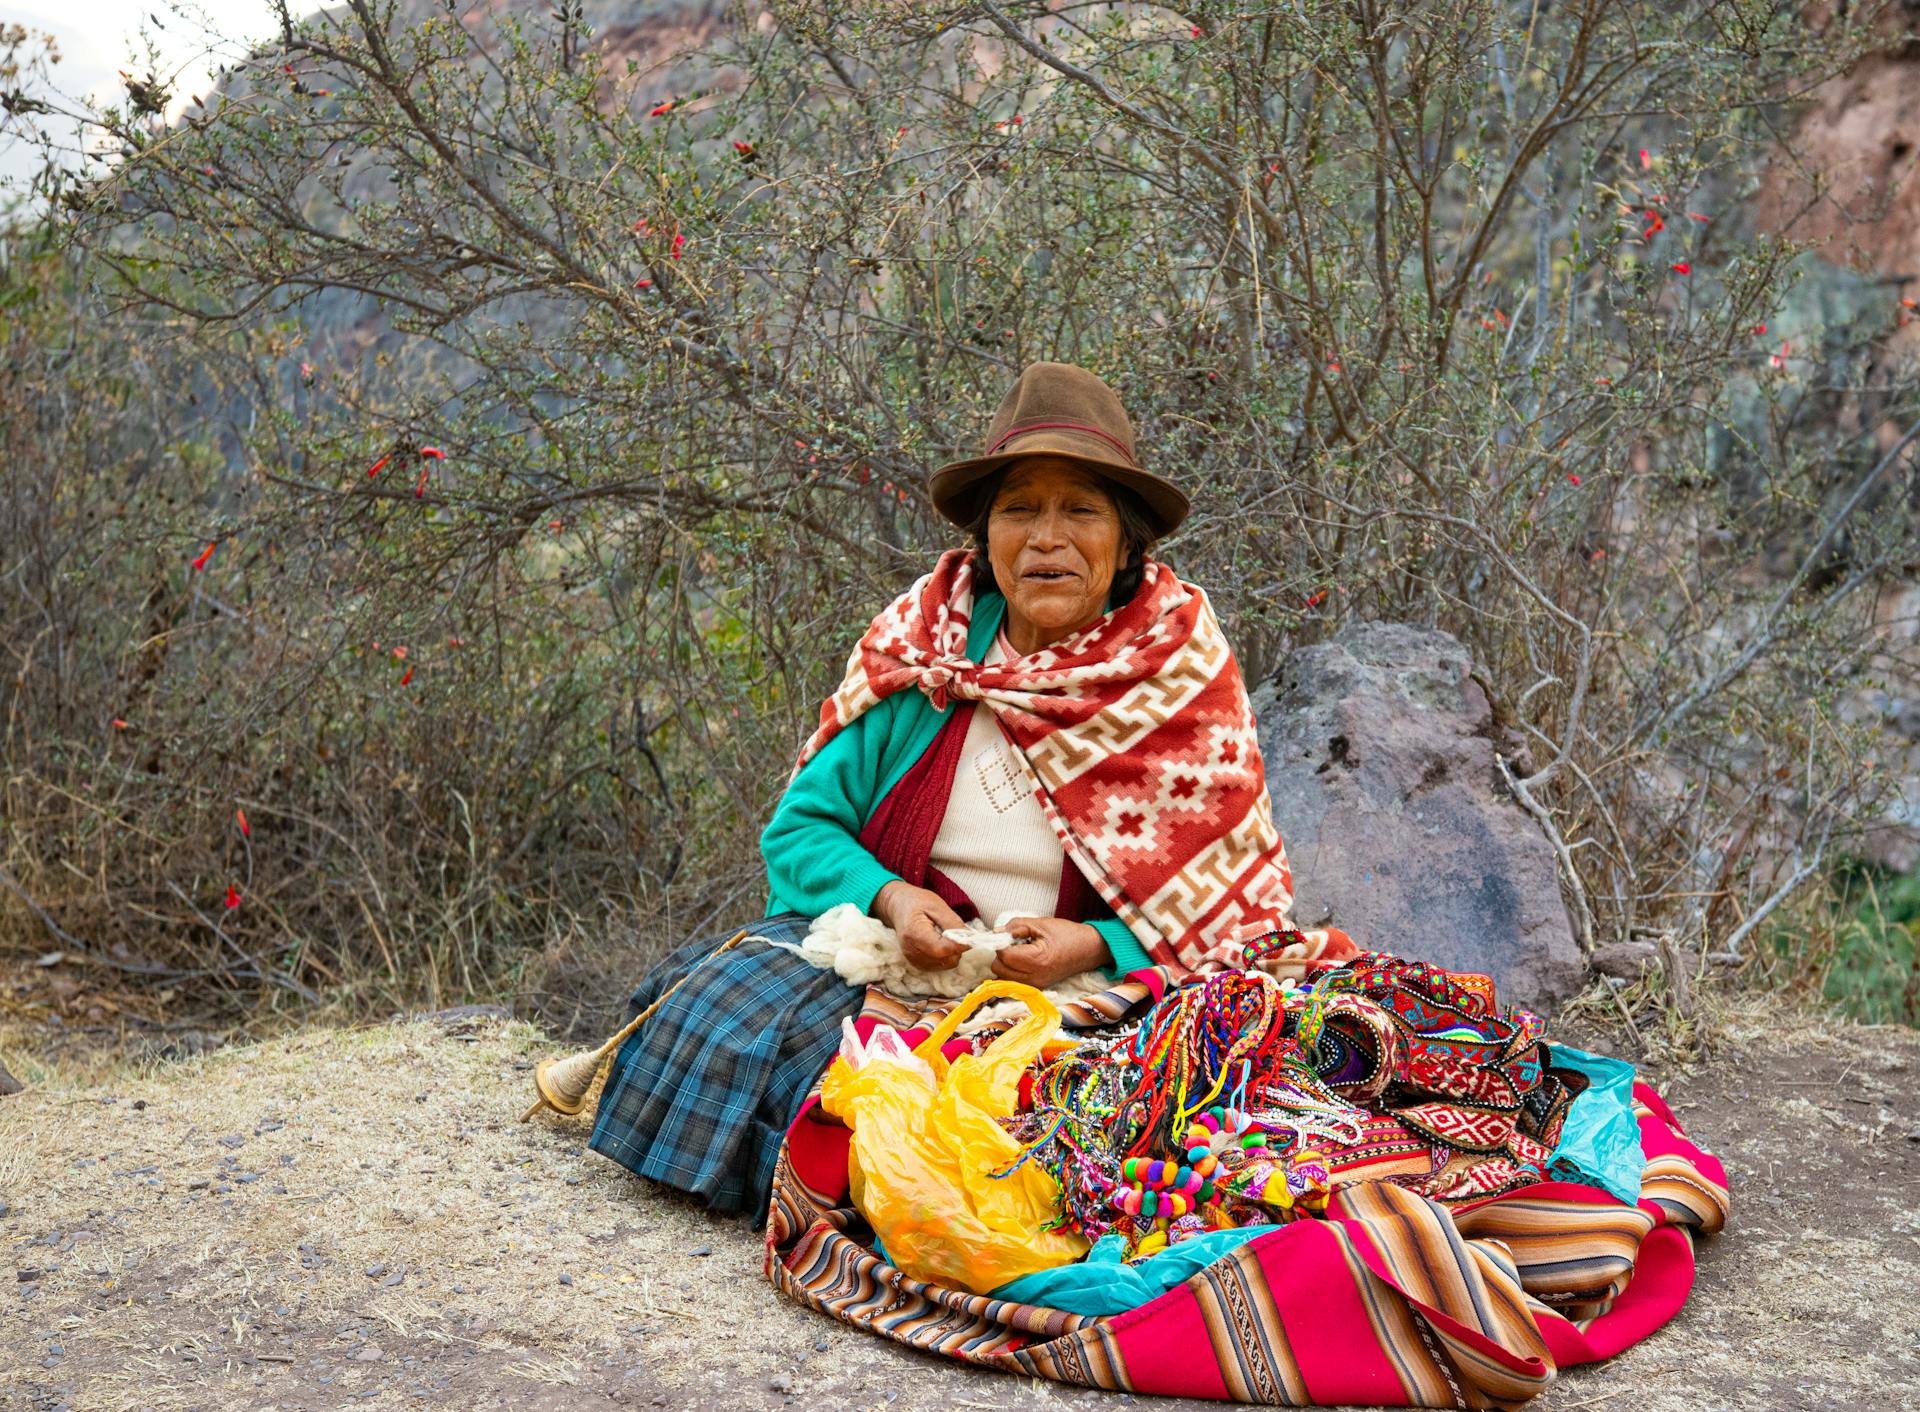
[1908,1125,1920,1143]
[235,1173,260,1185]
[688,1246,712,1258]
[380,1272,403,1288]
[364,1263,386,1279]
[352,1345,384,1362]
[558,1272,573,1286]
[813,1336,830,1352]
[769,1374,793,1393]
[188,1179,208,1191]
[217,1135,246,1149]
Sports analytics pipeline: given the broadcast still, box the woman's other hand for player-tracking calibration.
[992,916,1111,988]
[872,881,969,970]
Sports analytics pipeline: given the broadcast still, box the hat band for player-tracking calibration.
[984,419,1136,466]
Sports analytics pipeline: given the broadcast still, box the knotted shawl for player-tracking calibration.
[799,549,1310,975]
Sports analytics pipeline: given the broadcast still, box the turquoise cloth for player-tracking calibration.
[757,589,1156,977]
[991,1228,1280,1316]
[1546,1044,1646,1206]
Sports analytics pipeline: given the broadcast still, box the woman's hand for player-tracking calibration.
[872,881,969,970]
[991,916,1112,989]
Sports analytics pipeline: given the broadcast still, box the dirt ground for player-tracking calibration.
[2,998,1918,1412]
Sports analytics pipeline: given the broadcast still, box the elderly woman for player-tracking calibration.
[589,361,1338,1218]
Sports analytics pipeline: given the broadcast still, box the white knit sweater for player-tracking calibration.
[926,631,1064,922]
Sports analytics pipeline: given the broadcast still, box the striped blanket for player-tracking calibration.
[763,978,1729,1408]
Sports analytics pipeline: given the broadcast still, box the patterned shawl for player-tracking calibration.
[798,548,1298,975]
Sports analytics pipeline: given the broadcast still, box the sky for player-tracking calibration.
[2,0,288,198]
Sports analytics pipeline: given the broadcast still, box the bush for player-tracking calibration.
[3,0,1915,1027]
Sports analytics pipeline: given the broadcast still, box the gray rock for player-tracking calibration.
[1256,621,1584,1011]
[0,1061,22,1097]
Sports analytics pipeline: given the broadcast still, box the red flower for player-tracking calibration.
[365,453,391,479]
[1687,211,1711,223]
[392,645,408,659]
[1671,262,1691,275]
[191,542,216,571]
[224,885,241,910]
[1642,210,1665,237]
[634,278,653,289]
[1638,148,1651,170]
[1191,24,1202,37]
[111,718,128,729]
[649,100,674,117]
[236,808,250,837]
[398,667,413,687]
[419,446,446,460]
[733,140,754,156]
[1567,474,1582,486]
[1752,322,1767,335]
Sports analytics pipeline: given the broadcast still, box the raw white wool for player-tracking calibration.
[770,903,1111,1022]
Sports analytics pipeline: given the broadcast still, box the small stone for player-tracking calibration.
[188,1179,208,1191]
[364,1263,387,1279]
[235,1173,260,1185]
[1590,941,1657,980]
[558,1272,573,1286]
[17,1269,41,1282]
[813,1336,830,1352]
[217,1135,246,1149]
[1907,1125,1920,1143]
[565,1177,581,1186]
[769,1374,793,1393]
[352,1345,384,1362]
[380,1272,403,1288]
[688,1246,712,1258]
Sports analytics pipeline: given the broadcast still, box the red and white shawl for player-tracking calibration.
[799,548,1321,976]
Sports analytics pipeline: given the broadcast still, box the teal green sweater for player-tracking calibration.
[759,591,1158,979]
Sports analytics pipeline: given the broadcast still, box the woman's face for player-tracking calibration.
[986,457,1123,653]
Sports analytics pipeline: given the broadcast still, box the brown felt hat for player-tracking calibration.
[929,362,1189,536]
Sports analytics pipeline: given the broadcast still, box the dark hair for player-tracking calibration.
[964,466,1161,609]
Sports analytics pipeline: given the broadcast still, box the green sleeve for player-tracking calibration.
[1092,917,1158,978]
[759,699,904,919]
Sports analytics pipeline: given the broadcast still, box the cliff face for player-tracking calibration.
[1751,12,1920,867]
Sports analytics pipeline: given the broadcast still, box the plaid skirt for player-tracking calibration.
[587,913,862,1222]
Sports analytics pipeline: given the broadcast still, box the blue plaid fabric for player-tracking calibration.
[587,914,863,1222]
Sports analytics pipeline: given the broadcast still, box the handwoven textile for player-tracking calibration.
[796,549,1318,975]
[587,917,863,1220]
[766,972,1729,1407]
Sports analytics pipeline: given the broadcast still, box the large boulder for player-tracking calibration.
[1252,621,1586,1012]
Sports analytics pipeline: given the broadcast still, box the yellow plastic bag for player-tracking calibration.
[819,979,1090,1293]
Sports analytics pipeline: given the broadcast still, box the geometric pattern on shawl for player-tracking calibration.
[767,987,1731,1408]
[793,550,1298,975]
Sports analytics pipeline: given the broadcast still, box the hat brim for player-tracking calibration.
[929,432,1189,537]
